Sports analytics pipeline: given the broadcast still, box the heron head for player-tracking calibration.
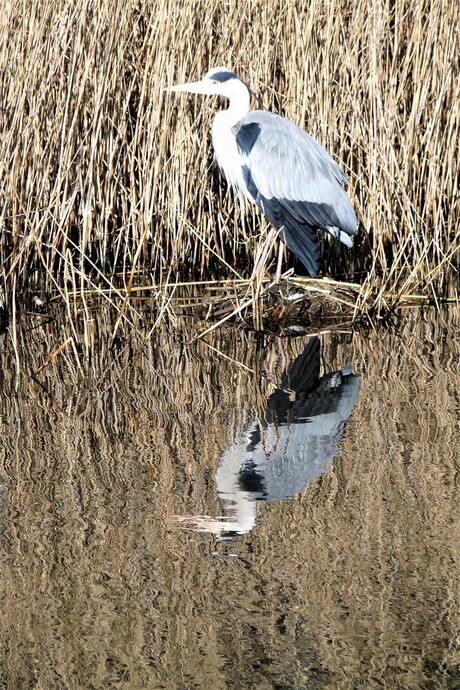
[166,67,244,97]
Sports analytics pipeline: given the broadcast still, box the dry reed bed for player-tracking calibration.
[0,0,459,324]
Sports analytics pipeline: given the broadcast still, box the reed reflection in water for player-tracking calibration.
[178,336,360,537]
[0,307,459,689]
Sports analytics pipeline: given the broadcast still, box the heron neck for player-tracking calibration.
[219,89,250,128]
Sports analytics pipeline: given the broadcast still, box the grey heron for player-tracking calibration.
[167,67,358,277]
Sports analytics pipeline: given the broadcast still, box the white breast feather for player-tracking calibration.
[212,113,251,202]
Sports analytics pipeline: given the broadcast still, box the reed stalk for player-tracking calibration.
[0,0,458,326]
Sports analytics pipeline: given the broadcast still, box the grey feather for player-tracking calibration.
[236,122,261,156]
[212,70,239,83]
[233,110,358,275]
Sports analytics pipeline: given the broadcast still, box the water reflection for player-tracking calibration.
[1,308,460,689]
[179,337,360,536]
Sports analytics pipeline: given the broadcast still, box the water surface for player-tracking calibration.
[0,307,459,689]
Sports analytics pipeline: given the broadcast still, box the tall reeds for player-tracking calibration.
[0,0,458,315]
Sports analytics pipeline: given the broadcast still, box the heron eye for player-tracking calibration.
[212,79,218,85]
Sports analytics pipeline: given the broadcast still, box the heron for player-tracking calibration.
[167,67,358,277]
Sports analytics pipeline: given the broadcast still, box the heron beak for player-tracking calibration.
[165,79,215,95]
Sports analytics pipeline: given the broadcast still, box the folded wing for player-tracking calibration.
[234,111,358,276]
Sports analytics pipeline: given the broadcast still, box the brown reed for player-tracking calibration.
[0,0,458,324]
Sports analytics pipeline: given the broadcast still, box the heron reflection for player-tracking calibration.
[177,337,360,537]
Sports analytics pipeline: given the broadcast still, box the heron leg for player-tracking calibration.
[251,226,277,283]
[275,239,285,283]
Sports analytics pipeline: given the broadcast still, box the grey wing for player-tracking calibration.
[234,111,358,276]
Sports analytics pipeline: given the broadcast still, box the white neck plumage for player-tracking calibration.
[210,79,253,193]
[215,80,251,129]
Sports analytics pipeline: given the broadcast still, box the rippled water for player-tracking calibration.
[0,307,459,689]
